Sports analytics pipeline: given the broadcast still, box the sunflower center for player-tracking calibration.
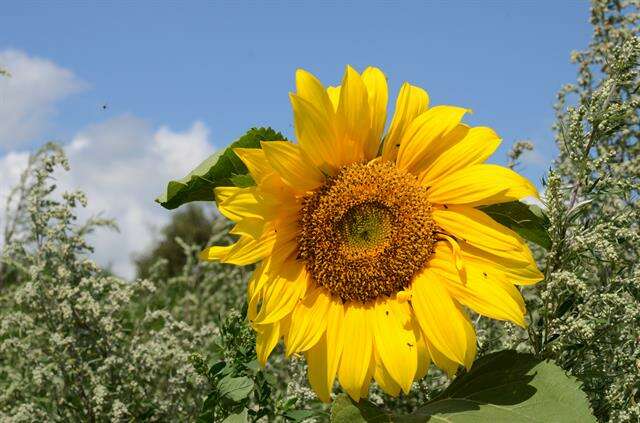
[338,202,393,254]
[297,161,436,303]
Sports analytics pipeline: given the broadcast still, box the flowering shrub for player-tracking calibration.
[0,145,210,421]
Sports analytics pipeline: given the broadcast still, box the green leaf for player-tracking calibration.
[155,127,285,209]
[198,392,218,423]
[208,361,227,379]
[217,375,254,402]
[222,408,249,423]
[480,201,551,249]
[407,350,595,422]
[330,394,392,422]
[331,350,595,423]
[230,173,256,188]
[284,409,325,421]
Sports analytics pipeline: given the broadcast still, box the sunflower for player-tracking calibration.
[201,66,543,402]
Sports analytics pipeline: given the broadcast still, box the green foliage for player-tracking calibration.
[191,311,327,422]
[532,8,640,421]
[331,351,595,422]
[156,127,286,209]
[480,201,551,249]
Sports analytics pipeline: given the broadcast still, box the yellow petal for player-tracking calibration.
[256,319,282,366]
[460,275,527,326]
[327,85,341,111]
[359,354,375,399]
[373,347,401,396]
[414,327,432,380]
[296,69,335,118]
[254,260,310,325]
[248,241,299,320]
[247,263,266,322]
[199,226,275,265]
[233,147,298,197]
[233,147,274,184]
[424,336,458,378]
[395,105,468,174]
[199,244,233,261]
[229,217,266,239]
[213,186,240,209]
[461,242,543,285]
[432,206,533,262]
[206,218,293,265]
[430,246,526,327]
[361,66,388,158]
[222,236,274,265]
[438,233,466,284]
[428,164,538,206]
[419,127,501,183]
[371,297,417,393]
[305,299,345,402]
[337,65,371,164]
[457,303,477,369]
[411,269,470,366]
[260,141,325,193]
[306,335,331,402]
[290,93,339,175]
[215,186,278,222]
[261,232,299,276]
[382,82,429,162]
[338,303,374,401]
[285,287,331,355]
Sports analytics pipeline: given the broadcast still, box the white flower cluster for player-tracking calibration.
[0,144,249,421]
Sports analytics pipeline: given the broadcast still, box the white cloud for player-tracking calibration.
[0,50,216,279]
[0,115,215,279]
[61,116,215,278]
[0,150,30,218]
[0,49,86,149]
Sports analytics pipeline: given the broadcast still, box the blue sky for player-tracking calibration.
[0,1,592,277]
[3,1,591,179]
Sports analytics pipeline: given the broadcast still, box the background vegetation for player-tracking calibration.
[0,1,638,421]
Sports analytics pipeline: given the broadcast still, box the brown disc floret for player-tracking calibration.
[297,160,437,303]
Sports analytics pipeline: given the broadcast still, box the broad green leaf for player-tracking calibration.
[330,394,392,422]
[331,350,595,422]
[284,409,326,421]
[230,173,256,188]
[480,201,551,249]
[222,408,249,423]
[156,127,286,209]
[218,375,254,402]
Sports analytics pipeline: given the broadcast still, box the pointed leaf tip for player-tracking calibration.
[155,127,286,210]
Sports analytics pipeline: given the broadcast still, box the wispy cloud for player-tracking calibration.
[0,49,86,149]
[61,116,214,278]
[0,50,215,279]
